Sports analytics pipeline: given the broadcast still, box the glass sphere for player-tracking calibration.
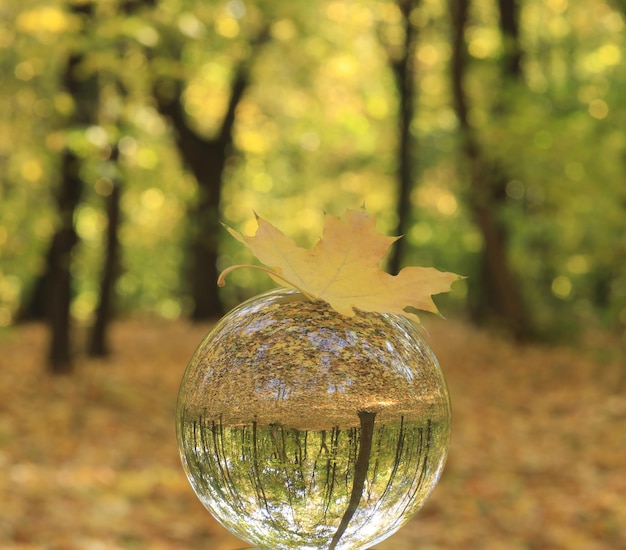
[176,288,451,550]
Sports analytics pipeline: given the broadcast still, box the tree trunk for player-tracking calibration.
[153,78,233,320]
[47,149,83,373]
[449,0,531,340]
[89,173,122,357]
[17,246,53,322]
[388,0,420,275]
[46,3,99,373]
[153,30,268,320]
[497,0,522,79]
[328,411,376,550]
[87,0,155,355]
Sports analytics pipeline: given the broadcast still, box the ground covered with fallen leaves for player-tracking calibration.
[1,318,625,549]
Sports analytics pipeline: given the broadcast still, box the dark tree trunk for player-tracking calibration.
[46,3,99,373]
[87,0,155,356]
[449,0,531,341]
[329,411,376,550]
[388,0,420,275]
[17,246,53,322]
[497,0,522,79]
[47,149,84,373]
[153,76,237,320]
[153,30,268,320]
[89,172,122,357]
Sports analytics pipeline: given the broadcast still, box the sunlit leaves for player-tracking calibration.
[16,7,76,36]
[0,0,624,331]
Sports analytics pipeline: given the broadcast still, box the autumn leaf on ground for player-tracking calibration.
[218,208,462,322]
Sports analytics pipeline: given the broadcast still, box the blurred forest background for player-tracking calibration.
[1,0,625,373]
[2,1,626,548]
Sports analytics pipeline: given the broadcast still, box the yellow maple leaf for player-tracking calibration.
[218,208,462,322]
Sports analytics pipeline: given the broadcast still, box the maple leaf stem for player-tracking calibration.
[217,264,318,302]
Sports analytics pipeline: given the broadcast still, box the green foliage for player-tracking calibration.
[0,0,624,337]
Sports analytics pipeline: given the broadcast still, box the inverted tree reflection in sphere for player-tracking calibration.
[177,288,451,550]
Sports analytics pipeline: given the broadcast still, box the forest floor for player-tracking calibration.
[1,318,625,550]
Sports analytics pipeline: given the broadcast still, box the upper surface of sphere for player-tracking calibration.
[178,288,449,431]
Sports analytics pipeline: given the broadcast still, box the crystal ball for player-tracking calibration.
[176,288,451,550]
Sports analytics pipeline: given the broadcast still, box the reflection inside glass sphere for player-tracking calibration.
[177,288,451,550]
